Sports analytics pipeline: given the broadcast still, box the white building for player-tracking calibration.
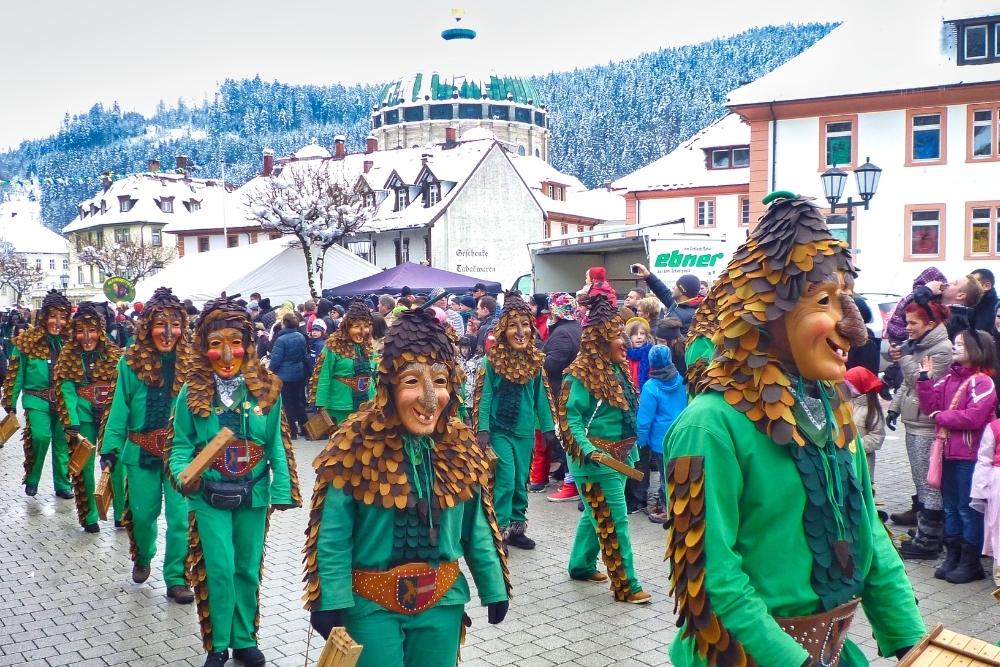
[62,157,232,293]
[236,130,612,290]
[726,1,1000,294]
[0,186,70,307]
[613,112,750,239]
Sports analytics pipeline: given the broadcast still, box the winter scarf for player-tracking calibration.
[626,341,652,388]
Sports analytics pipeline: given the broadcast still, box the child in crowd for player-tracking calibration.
[971,405,1000,586]
[458,334,481,418]
[844,366,886,482]
[625,317,652,389]
[917,329,998,583]
[635,345,686,523]
[305,319,326,377]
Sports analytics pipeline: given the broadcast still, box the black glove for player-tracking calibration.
[886,411,899,431]
[583,450,597,464]
[65,425,80,440]
[310,609,344,639]
[487,600,508,625]
[895,646,914,660]
[271,503,298,511]
[99,452,117,472]
[542,431,561,457]
[476,431,491,449]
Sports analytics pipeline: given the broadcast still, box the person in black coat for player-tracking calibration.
[972,269,999,337]
[269,312,309,438]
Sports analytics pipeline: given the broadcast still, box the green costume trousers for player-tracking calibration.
[70,421,99,526]
[124,462,188,586]
[111,461,126,522]
[25,407,70,492]
[491,432,533,529]
[191,501,268,652]
[567,468,642,594]
[329,408,353,427]
[344,603,464,667]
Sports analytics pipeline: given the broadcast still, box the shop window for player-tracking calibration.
[906,109,946,165]
[904,205,945,260]
[819,115,857,170]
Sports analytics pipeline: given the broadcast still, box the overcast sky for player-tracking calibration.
[0,0,888,150]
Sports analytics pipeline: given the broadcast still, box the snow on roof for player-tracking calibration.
[543,188,626,222]
[460,127,496,142]
[0,189,68,254]
[611,113,749,192]
[232,133,585,235]
[63,173,231,234]
[728,1,1000,107]
[294,142,332,159]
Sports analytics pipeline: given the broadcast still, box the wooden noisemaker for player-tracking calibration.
[0,412,19,446]
[179,427,235,490]
[316,627,363,667]
[94,468,113,521]
[67,434,96,477]
[304,409,335,441]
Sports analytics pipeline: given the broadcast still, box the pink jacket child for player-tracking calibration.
[917,364,997,461]
[971,419,1000,584]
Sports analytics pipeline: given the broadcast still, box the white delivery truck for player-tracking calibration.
[512,219,741,297]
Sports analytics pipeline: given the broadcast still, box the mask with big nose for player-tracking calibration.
[395,362,450,435]
[151,310,183,353]
[76,322,99,351]
[505,316,531,351]
[206,327,246,379]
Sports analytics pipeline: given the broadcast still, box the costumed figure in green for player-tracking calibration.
[473,290,557,550]
[54,302,122,532]
[99,287,194,602]
[556,294,651,604]
[167,297,301,667]
[683,285,720,393]
[664,193,925,667]
[308,300,376,426]
[304,306,511,667]
[3,289,73,499]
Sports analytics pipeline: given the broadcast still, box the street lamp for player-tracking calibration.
[820,157,882,249]
[59,272,69,291]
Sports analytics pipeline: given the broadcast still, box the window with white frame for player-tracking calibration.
[62,259,68,270]
[35,259,41,270]
[739,196,751,227]
[968,204,1000,257]
[973,108,994,157]
[910,112,943,161]
[114,227,128,243]
[151,229,162,246]
[48,259,55,270]
[908,208,943,257]
[395,188,408,212]
[696,198,716,227]
[825,121,853,167]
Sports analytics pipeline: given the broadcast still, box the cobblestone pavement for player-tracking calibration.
[2,426,1000,666]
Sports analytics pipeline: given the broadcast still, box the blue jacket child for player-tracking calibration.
[636,345,687,509]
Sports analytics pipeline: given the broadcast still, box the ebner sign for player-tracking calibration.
[653,250,725,269]
[648,238,732,283]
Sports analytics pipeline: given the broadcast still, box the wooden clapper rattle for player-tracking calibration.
[313,627,363,667]
[898,624,1000,666]
[303,409,335,441]
[0,411,19,446]
[179,427,236,490]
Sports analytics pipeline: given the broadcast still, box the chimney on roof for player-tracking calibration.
[445,125,457,148]
[421,153,432,166]
[148,158,160,173]
[100,172,113,192]
[262,149,274,177]
[334,135,346,159]
[366,136,378,154]
[175,154,188,174]
[363,160,374,174]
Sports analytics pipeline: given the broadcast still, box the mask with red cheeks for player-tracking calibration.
[151,310,183,352]
[206,327,246,378]
[75,322,99,351]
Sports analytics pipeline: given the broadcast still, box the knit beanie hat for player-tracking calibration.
[459,295,477,309]
[311,319,327,332]
[648,344,673,370]
[655,317,682,341]
[676,274,702,299]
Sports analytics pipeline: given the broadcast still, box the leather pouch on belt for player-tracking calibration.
[590,436,636,463]
[776,598,859,667]
[352,561,460,615]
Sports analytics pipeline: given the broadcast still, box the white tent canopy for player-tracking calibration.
[133,237,378,306]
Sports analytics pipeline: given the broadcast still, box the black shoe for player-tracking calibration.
[576,501,584,512]
[132,563,151,584]
[233,646,266,666]
[505,533,536,550]
[934,539,961,580]
[114,520,124,529]
[55,489,74,500]
[204,650,229,667]
[167,585,195,604]
[627,503,643,515]
[24,485,37,497]
[946,542,986,584]
[83,523,99,534]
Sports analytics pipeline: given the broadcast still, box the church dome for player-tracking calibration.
[378,73,544,109]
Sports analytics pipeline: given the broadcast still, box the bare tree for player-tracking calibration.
[78,239,176,283]
[0,242,45,305]
[245,162,371,299]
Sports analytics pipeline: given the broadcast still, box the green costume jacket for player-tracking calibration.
[168,383,295,508]
[665,391,925,666]
[313,483,509,616]
[4,335,62,412]
[474,359,554,437]
[561,373,637,471]
[314,346,376,413]
[100,355,175,465]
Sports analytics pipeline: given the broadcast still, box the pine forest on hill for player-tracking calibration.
[0,23,834,231]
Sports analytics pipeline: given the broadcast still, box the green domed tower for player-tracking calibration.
[370,10,551,161]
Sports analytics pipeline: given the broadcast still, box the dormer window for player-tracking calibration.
[395,188,409,212]
[424,182,441,207]
[364,192,376,208]
[118,195,135,213]
[956,18,1000,64]
[183,199,202,213]
[543,183,566,201]
[159,197,174,213]
[706,146,750,170]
